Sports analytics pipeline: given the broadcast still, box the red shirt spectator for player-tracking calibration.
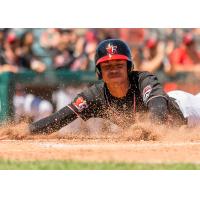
[169,33,200,72]
[170,46,200,66]
[119,28,146,46]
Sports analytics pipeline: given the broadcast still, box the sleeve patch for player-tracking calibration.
[142,85,152,102]
[73,97,88,112]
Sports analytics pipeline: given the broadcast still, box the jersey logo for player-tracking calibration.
[106,43,117,57]
[142,85,152,102]
[73,97,88,112]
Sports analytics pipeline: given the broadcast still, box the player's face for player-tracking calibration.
[100,60,128,85]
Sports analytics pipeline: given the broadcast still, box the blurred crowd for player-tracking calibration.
[0,28,200,79]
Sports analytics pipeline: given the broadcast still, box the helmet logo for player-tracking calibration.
[106,43,117,57]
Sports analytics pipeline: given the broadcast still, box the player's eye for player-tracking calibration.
[116,64,123,68]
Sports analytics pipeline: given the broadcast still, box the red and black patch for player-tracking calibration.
[73,96,88,112]
[142,85,152,102]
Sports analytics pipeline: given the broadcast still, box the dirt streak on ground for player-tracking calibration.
[0,122,200,163]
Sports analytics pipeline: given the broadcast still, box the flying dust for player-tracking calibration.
[0,120,200,143]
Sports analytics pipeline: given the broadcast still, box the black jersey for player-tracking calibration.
[29,71,186,134]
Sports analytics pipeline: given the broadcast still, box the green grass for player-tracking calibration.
[0,160,200,169]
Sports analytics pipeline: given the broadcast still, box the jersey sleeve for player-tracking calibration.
[29,106,78,134]
[137,71,170,124]
[29,83,105,134]
[68,83,105,121]
[138,71,168,105]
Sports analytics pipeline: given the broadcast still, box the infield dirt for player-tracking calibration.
[0,122,200,163]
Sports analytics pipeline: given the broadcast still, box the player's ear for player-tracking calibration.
[96,65,102,80]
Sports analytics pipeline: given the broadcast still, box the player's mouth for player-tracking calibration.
[108,73,121,78]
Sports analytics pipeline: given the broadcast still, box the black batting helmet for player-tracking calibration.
[95,39,134,79]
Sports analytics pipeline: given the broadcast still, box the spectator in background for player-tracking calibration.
[0,32,21,73]
[71,30,98,71]
[84,30,98,71]
[17,31,46,73]
[119,28,146,46]
[1,28,200,76]
[70,35,89,71]
[129,46,143,71]
[52,29,89,71]
[0,29,8,50]
[40,28,61,49]
[52,30,74,70]
[32,28,60,70]
[84,41,97,71]
[169,32,200,73]
[0,31,46,74]
[138,37,171,83]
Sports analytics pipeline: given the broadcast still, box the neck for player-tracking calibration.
[107,80,130,98]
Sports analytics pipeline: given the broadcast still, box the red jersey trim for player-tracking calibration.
[67,105,81,118]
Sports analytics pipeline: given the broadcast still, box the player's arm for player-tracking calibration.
[29,93,91,134]
[29,105,78,134]
[138,71,169,124]
[29,83,104,134]
[147,97,168,124]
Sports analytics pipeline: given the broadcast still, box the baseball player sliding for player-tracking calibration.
[27,39,200,134]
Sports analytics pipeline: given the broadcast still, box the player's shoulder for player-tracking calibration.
[80,80,105,100]
[129,70,157,81]
[86,80,104,94]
